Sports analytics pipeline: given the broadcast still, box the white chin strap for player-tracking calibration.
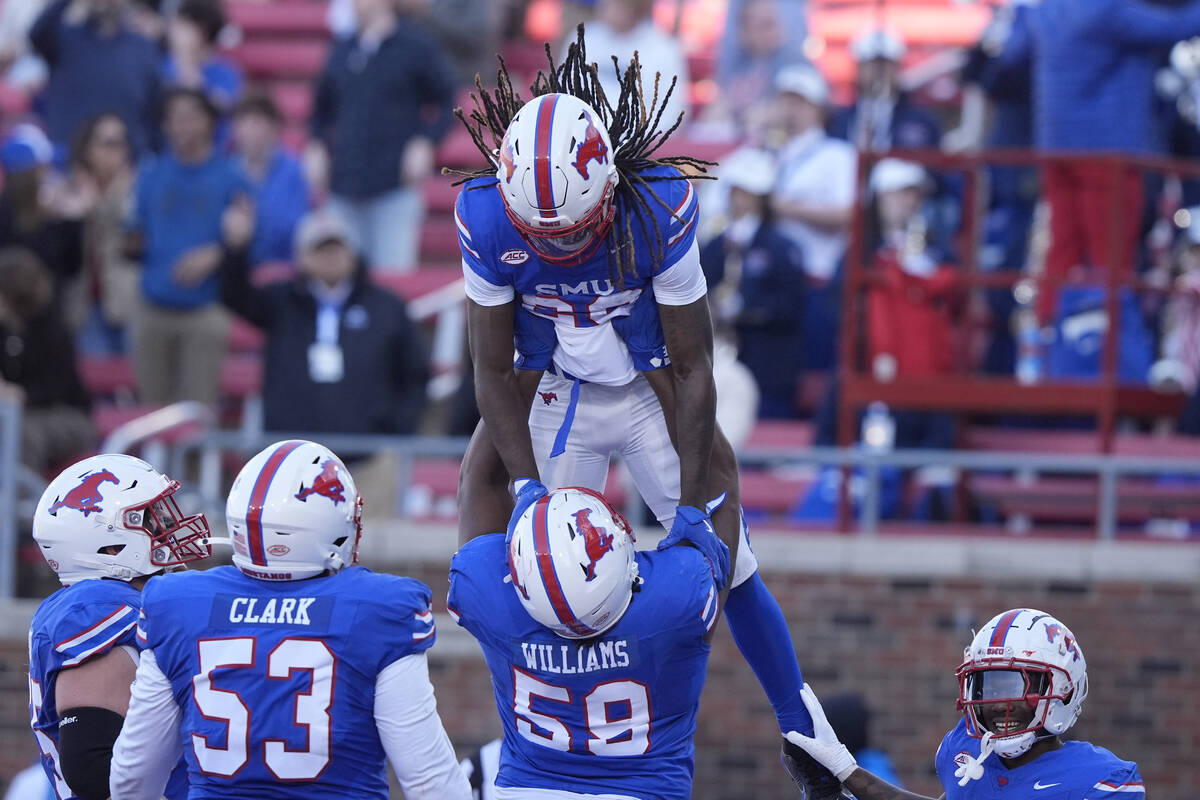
[954,731,994,786]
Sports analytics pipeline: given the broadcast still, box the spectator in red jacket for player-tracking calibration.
[865,159,959,382]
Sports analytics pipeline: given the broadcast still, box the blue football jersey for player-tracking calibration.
[448,534,718,799]
[935,718,1144,798]
[28,578,187,800]
[139,565,436,799]
[456,166,700,386]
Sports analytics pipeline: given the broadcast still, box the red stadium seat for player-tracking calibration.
[228,318,265,353]
[230,41,328,80]
[270,82,313,124]
[418,217,463,262]
[423,174,461,214]
[371,267,462,301]
[77,356,137,396]
[220,355,263,399]
[226,0,329,36]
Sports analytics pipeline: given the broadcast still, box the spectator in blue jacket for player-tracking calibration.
[829,28,941,153]
[29,0,161,156]
[218,205,429,435]
[307,0,457,271]
[126,87,248,406]
[1034,0,1200,324]
[230,93,309,267]
[701,148,807,418]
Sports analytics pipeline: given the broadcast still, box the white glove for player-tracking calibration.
[783,683,858,782]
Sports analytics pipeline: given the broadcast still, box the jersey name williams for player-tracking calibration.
[515,637,639,675]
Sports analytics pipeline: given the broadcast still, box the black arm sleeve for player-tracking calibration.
[58,706,125,800]
[218,245,272,328]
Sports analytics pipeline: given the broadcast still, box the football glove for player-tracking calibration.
[781,737,848,800]
[658,494,731,589]
[506,478,548,544]
[783,684,858,784]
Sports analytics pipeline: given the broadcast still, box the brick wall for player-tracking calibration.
[0,554,1195,798]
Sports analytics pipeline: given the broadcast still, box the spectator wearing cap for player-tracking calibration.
[829,28,941,153]
[769,63,855,372]
[29,0,161,155]
[1033,1,1200,325]
[701,148,805,418]
[161,0,243,117]
[307,0,457,271]
[231,93,310,267]
[0,124,91,312]
[219,205,429,435]
[125,87,249,406]
[0,246,94,473]
[865,159,958,381]
[577,0,691,129]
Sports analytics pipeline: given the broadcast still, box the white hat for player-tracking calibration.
[294,207,359,254]
[852,28,907,63]
[869,158,927,194]
[1182,206,1200,245]
[721,148,776,196]
[774,63,830,106]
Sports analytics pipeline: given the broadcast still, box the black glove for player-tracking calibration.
[781,735,847,800]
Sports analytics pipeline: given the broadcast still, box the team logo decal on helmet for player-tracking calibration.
[500,139,516,183]
[572,117,609,179]
[574,507,613,581]
[47,469,119,517]
[294,459,346,505]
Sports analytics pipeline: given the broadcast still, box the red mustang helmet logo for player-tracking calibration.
[574,508,614,582]
[48,470,119,518]
[572,118,609,180]
[1044,623,1081,662]
[295,460,346,506]
[538,391,558,405]
[500,139,517,183]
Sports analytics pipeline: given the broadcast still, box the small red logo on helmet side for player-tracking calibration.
[500,139,517,183]
[48,469,120,518]
[267,544,291,557]
[575,508,614,581]
[295,460,346,506]
[538,391,558,405]
[572,118,609,180]
[1044,623,1080,661]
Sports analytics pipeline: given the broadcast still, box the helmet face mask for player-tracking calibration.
[495,93,619,266]
[955,609,1088,759]
[127,482,213,568]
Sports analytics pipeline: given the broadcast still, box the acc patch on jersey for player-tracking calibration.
[501,248,530,265]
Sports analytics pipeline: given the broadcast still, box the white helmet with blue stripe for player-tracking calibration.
[495,93,619,264]
[223,440,362,582]
[956,608,1089,762]
[507,487,639,639]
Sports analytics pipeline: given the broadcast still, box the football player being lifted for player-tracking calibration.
[783,608,1144,799]
[451,28,836,797]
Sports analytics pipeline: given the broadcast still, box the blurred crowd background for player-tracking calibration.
[5,0,1200,538]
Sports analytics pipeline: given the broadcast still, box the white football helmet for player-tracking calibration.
[956,608,1088,759]
[223,440,362,582]
[495,93,619,264]
[508,487,638,639]
[34,454,211,585]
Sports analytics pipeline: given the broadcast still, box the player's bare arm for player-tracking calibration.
[457,371,543,547]
[56,646,137,716]
[841,770,940,800]
[655,296,717,509]
[467,299,541,483]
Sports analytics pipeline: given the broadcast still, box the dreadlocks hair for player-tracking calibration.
[446,25,716,287]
